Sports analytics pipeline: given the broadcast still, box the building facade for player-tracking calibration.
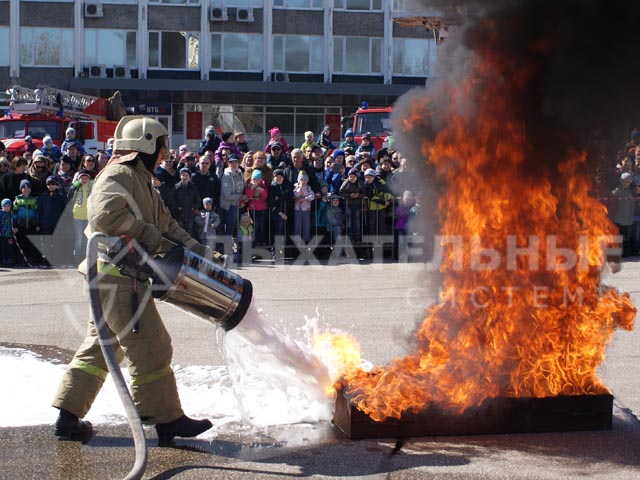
[0,0,439,149]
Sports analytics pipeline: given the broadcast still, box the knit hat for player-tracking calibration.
[19,179,31,189]
[298,171,309,181]
[322,125,331,133]
[305,130,314,138]
[251,169,262,180]
[222,131,234,142]
[205,126,215,135]
[364,168,376,177]
[78,169,91,178]
[273,169,285,177]
[1,198,11,208]
[319,181,329,188]
[43,135,53,145]
[203,197,213,206]
[179,167,191,175]
[332,149,345,159]
[621,172,633,181]
[362,132,371,140]
[269,127,281,137]
[66,127,76,136]
[46,176,58,185]
[348,168,358,176]
[345,129,354,138]
[25,135,32,142]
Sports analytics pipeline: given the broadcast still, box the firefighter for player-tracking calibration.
[52,116,225,445]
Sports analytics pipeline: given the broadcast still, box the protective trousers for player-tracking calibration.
[52,273,183,425]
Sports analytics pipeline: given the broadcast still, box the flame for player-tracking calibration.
[312,331,361,395]
[329,21,637,422]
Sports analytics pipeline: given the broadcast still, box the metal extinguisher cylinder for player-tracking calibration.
[151,246,252,331]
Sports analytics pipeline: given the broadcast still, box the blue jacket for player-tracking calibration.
[61,138,86,156]
[37,191,66,234]
[0,210,12,238]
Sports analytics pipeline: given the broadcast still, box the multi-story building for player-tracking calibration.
[0,0,446,149]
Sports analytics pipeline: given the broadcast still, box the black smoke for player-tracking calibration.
[393,0,640,178]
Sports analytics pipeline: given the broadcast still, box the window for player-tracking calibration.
[273,0,322,8]
[0,27,8,66]
[85,30,136,67]
[334,0,382,11]
[393,37,435,76]
[149,32,199,69]
[20,28,73,67]
[273,35,323,73]
[216,0,263,5]
[148,0,200,5]
[211,33,262,71]
[0,121,27,139]
[28,121,63,140]
[333,36,382,74]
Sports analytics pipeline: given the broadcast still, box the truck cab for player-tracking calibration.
[348,103,393,152]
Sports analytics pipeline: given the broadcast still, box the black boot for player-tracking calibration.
[54,409,93,443]
[155,415,213,446]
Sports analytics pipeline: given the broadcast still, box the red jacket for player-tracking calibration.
[245,180,268,211]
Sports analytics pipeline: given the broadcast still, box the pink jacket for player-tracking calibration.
[293,184,315,211]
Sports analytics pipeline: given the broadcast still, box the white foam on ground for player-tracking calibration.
[0,303,340,432]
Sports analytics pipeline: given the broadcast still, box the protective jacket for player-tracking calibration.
[52,155,212,426]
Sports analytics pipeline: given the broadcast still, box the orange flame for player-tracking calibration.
[331,25,636,422]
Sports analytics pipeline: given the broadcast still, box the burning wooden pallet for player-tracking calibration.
[333,386,613,439]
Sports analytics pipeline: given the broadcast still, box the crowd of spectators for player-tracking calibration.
[2,123,640,269]
[0,125,423,268]
[604,129,640,258]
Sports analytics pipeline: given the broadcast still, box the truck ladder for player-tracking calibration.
[7,85,102,117]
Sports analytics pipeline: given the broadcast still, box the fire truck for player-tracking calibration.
[1,85,120,159]
[343,102,393,152]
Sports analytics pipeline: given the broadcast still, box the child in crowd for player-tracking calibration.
[355,132,377,161]
[339,129,358,153]
[611,172,636,257]
[300,131,318,153]
[265,127,290,154]
[61,127,86,156]
[326,194,345,251]
[394,190,416,261]
[13,179,41,266]
[315,183,330,239]
[293,171,315,243]
[236,214,254,264]
[317,125,336,151]
[0,198,15,267]
[68,170,93,264]
[339,168,364,243]
[199,197,221,250]
[245,170,268,246]
[37,176,67,266]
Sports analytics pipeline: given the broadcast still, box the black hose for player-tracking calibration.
[86,233,147,480]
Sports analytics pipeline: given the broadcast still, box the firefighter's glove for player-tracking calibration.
[116,249,155,282]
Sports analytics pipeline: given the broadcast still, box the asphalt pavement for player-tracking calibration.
[0,259,639,480]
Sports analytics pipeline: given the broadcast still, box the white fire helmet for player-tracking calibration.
[113,116,169,156]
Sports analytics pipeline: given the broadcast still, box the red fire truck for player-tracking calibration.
[343,102,393,152]
[1,85,119,159]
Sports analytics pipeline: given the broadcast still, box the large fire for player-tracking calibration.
[317,17,636,422]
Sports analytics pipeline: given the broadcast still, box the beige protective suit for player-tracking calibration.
[52,155,219,424]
